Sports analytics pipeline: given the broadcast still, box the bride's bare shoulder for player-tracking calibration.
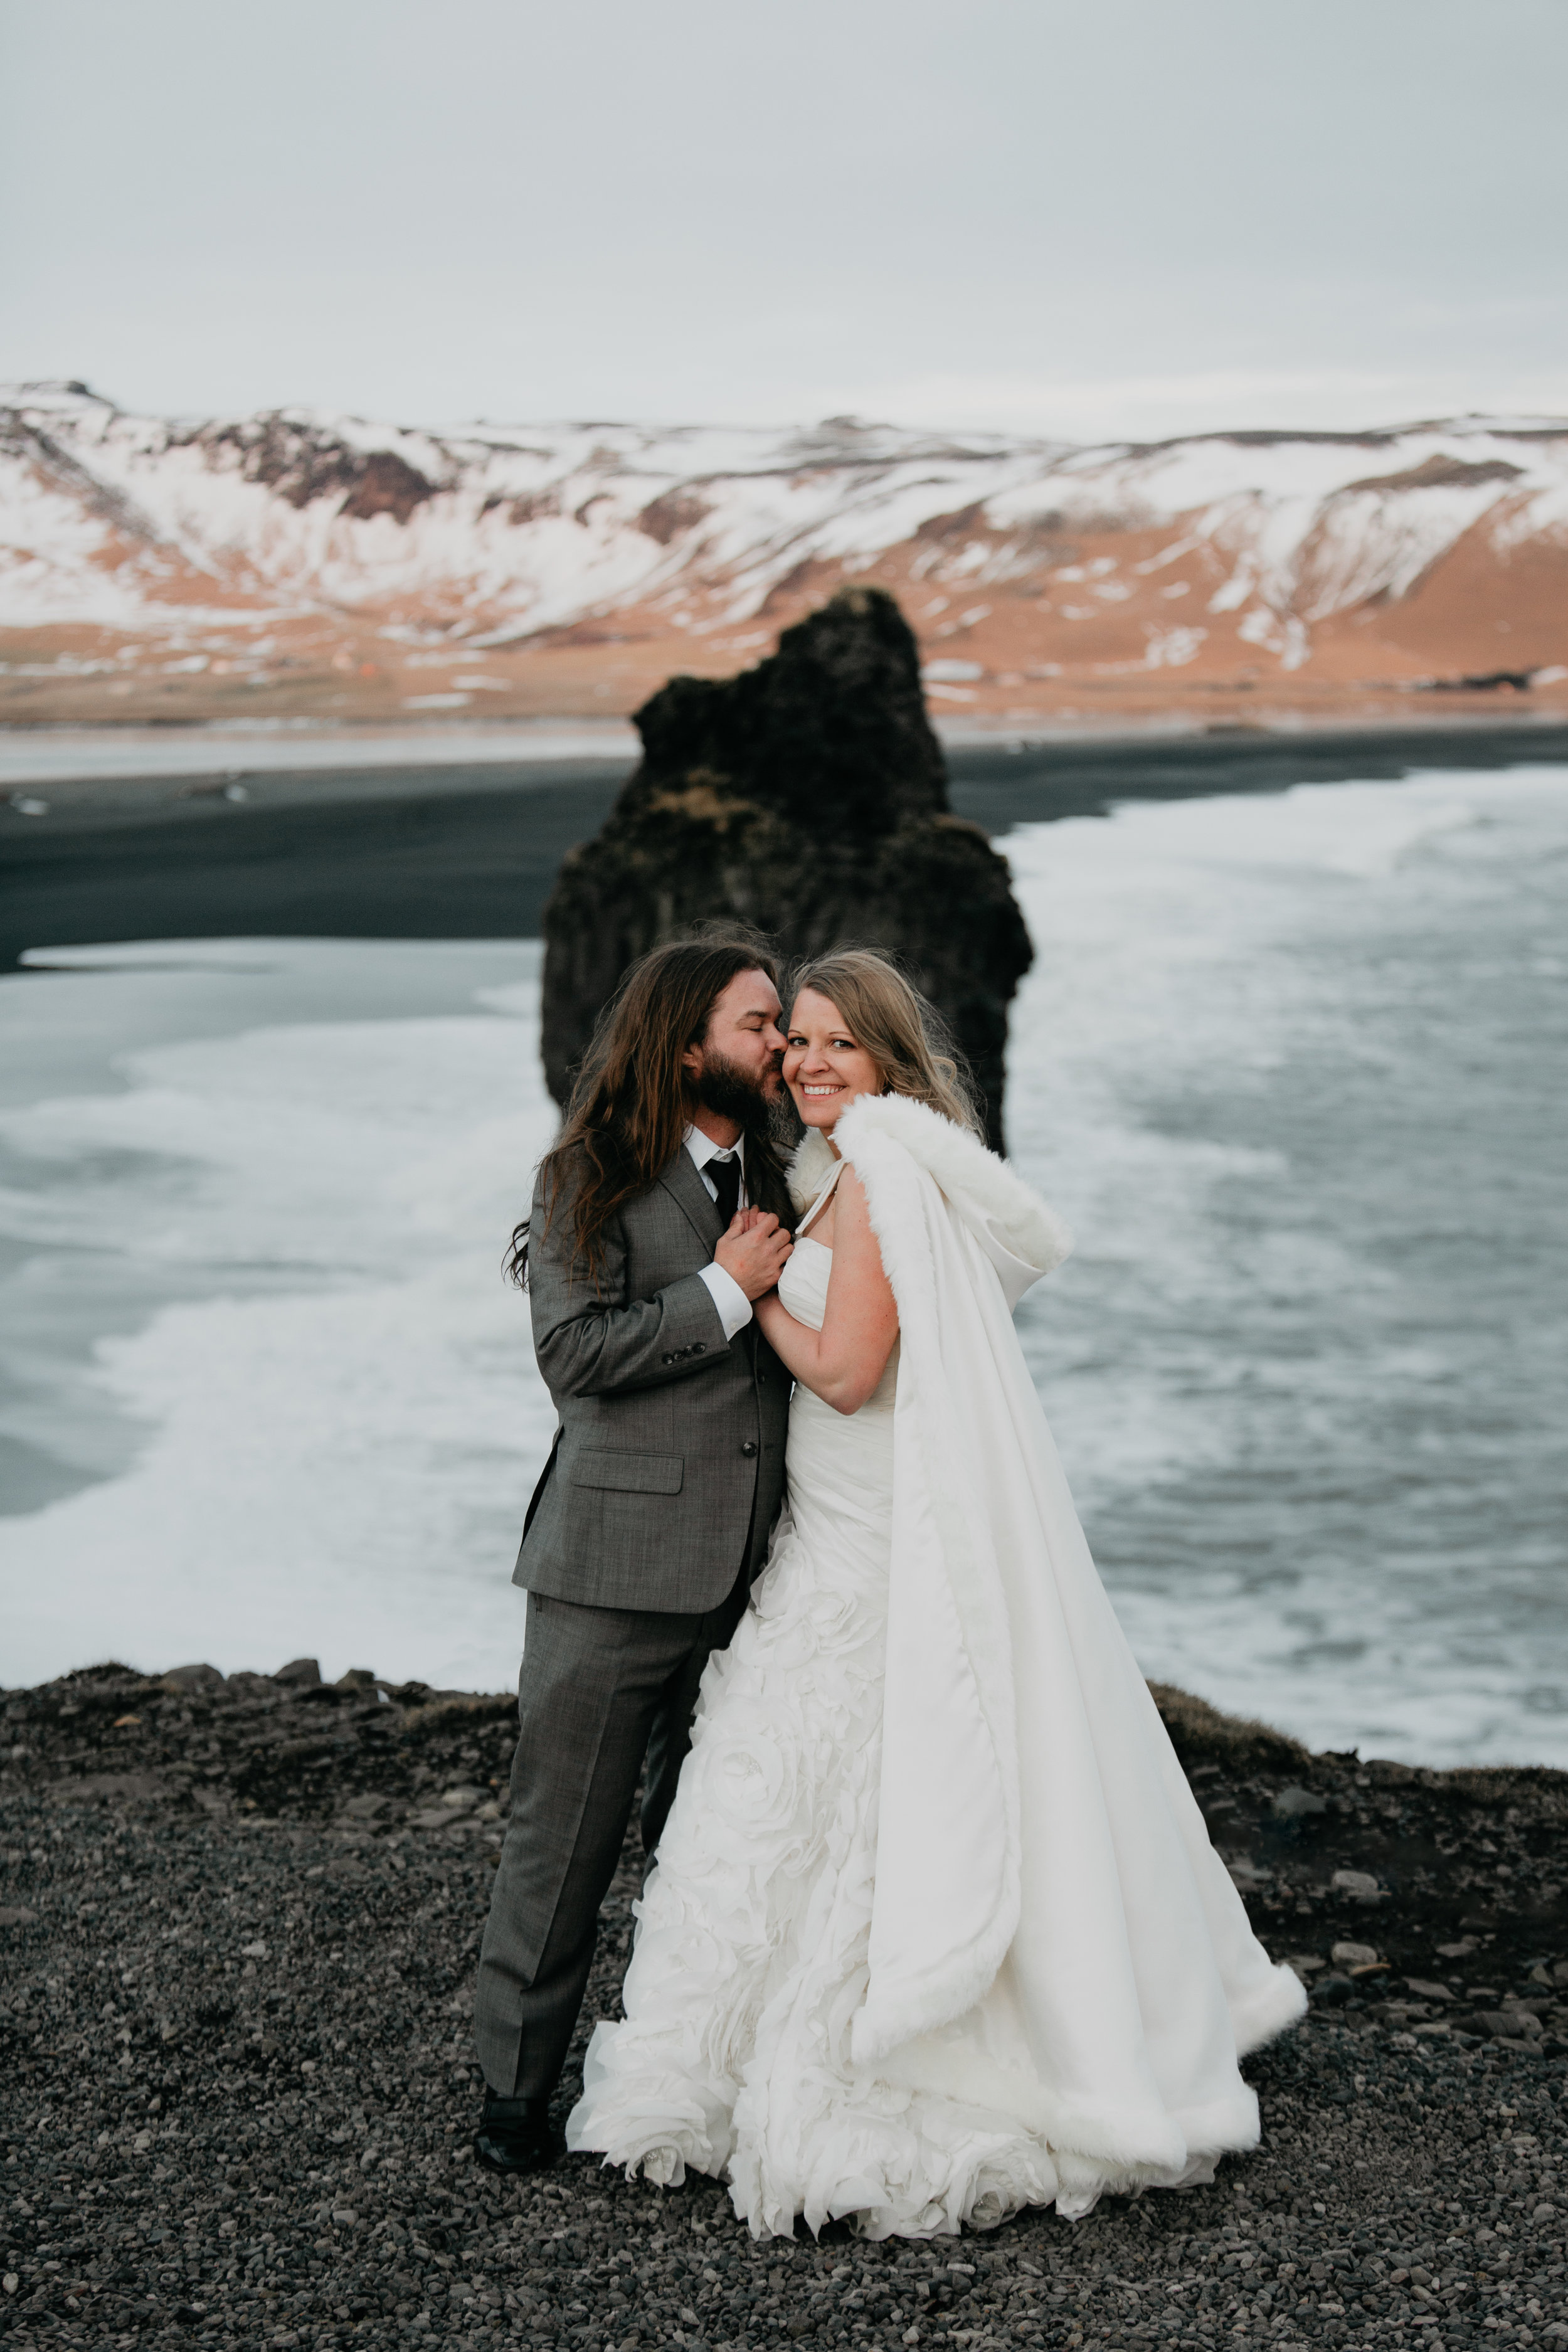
[807,1194,836,1249]
[798,1158,853,1249]
[833,1162,872,1221]
[827,1166,891,1285]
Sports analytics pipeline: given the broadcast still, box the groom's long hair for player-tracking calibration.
[507,933,793,1285]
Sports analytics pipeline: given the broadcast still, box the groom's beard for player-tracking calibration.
[695,1048,782,1136]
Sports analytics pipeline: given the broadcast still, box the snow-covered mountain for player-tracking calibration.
[3,382,1566,725]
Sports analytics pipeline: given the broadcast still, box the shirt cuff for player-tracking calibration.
[697,1258,754,1341]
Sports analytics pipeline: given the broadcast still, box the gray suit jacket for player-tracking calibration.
[514,1145,791,1613]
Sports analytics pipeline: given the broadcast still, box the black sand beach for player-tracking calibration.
[4,722,1567,968]
[3,1661,1565,2351]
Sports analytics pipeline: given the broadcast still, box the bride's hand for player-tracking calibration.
[716,1210,792,1300]
[751,1168,896,1414]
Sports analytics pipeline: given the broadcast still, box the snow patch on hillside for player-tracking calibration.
[3,384,1566,663]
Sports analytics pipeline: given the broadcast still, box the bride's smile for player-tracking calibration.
[784,988,882,1135]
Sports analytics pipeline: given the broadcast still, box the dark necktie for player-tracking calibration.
[708,1152,742,1228]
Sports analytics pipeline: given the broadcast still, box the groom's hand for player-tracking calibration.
[715,1210,792,1300]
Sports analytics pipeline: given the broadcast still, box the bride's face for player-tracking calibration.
[783,990,882,1131]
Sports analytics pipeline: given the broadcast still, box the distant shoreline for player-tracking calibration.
[4,703,1568,788]
[4,716,1567,970]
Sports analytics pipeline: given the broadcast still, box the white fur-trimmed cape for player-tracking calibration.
[786,1094,1305,2181]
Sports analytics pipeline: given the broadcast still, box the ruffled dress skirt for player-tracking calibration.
[566,1329,1063,2238]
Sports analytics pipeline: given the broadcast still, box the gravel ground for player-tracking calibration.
[3,1661,1566,2351]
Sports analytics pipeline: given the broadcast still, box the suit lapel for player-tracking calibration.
[657,1147,725,1254]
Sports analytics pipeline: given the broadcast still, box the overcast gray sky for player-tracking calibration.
[3,0,1564,440]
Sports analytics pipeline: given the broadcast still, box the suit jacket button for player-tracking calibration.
[741,1439,758,1457]
[660,1353,674,1365]
[692,1342,706,1354]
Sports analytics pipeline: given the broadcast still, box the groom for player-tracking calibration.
[473,934,795,2171]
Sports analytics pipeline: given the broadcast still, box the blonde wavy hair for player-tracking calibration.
[787,948,983,1137]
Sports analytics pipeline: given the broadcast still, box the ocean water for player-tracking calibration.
[1,765,1564,1764]
[0,941,558,1692]
[1007,768,1568,1766]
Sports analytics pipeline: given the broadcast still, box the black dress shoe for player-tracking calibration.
[475,2091,564,2175]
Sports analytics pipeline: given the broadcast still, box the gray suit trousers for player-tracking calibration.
[473,1574,750,2099]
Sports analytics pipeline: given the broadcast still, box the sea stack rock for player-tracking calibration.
[540,587,1034,1150]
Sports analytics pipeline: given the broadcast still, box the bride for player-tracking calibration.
[567,949,1305,2238]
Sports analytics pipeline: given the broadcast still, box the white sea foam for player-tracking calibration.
[1004,765,1568,1766]
[0,942,557,1691]
[1,769,1565,1764]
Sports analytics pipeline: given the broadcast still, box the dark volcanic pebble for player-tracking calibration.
[3,1663,1567,2351]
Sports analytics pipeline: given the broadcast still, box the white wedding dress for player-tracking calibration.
[568,1099,1305,2240]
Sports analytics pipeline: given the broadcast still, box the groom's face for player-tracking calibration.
[686,967,788,1120]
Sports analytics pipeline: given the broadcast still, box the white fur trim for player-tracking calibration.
[787,1096,1074,1276]
[1232,1961,1310,2055]
[786,1125,839,1217]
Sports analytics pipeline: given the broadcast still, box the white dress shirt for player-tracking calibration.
[684,1125,754,1340]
